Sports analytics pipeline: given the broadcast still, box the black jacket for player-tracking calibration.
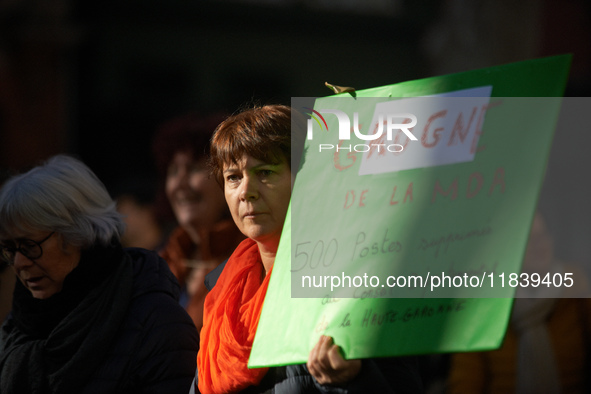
[191,261,422,394]
[0,246,199,394]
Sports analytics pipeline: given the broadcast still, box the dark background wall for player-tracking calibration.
[72,0,433,189]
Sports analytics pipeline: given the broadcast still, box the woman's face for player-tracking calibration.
[10,231,81,299]
[223,154,292,250]
[166,151,227,232]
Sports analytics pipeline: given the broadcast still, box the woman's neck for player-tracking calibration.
[256,241,277,275]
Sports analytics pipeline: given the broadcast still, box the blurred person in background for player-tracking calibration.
[447,212,591,394]
[195,105,422,393]
[152,112,244,332]
[0,155,198,393]
[114,176,165,250]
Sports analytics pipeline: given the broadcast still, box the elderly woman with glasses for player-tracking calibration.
[0,155,199,394]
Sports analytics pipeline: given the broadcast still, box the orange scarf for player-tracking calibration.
[197,238,271,394]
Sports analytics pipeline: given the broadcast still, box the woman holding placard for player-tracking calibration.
[193,104,422,393]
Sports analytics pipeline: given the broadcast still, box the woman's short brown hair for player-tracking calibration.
[209,104,305,186]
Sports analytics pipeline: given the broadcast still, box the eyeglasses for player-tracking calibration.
[0,232,55,266]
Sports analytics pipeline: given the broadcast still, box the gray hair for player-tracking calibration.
[0,155,125,248]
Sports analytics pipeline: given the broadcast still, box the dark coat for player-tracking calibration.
[0,246,199,394]
[191,261,422,394]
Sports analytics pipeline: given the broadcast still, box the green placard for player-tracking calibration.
[249,55,571,367]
